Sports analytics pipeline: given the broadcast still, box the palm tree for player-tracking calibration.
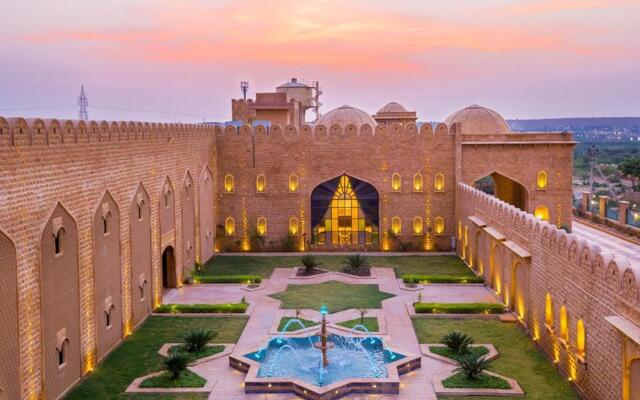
[343,254,371,275]
[301,255,319,275]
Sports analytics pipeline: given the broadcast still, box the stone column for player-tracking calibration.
[599,196,609,220]
[581,191,590,214]
[619,201,630,225]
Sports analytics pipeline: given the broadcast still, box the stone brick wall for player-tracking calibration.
[0,117,215,399]
[457,182,639,400]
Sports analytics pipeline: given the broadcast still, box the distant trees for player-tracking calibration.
[619,158,640,190]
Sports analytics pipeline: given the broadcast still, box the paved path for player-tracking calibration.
[168,267,497,399]
[573,220,640,264]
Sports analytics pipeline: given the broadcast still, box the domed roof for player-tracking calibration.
[445,104,510,135]
[377,102,408,113]
[317,105,376,127]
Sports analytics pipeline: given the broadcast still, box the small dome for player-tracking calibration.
[377,102,408,113]
[316,105,376,127]
[445,104,510,135]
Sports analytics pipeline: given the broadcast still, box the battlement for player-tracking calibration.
[0,116,215,147]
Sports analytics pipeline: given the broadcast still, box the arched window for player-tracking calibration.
[288,174,299,193]
[413,174,423,192]
[576,319,586,359]
[391,217,401,234]
[224,174,234,193]
[256,174,266,193]
[435,173,445,192]
[257,217,267,236]
[391,173,401,192]
[225,217,235,236]
[545,293,553,328]
[289,216,299,235]
[413,217,423,235]
[560,305,568,342]
[434,217,445,235]
[534,205,549,221]
[54,228,64,256]
[464,225,468,247]
[458,220,462,239]
[537,170,548,190]
[102,212,111,235]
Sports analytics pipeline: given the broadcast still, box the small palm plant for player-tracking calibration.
[441,331,474,355]
[455,354,491,380]
[164,349,189,379]
[359,309,367,324]
[183,328,216,353]
[301,254,319,275]
[343,254,370,275]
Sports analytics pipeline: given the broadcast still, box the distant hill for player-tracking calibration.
[507,117,640,142]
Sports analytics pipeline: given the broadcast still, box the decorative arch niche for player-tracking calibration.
[130,183,152,326]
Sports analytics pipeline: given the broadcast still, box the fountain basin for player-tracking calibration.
[229,327,421,400]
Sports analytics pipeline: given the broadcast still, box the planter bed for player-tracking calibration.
[193,274,261,284]
[155,303,249,314]
[402,274,484,284]
[414,302,505,314]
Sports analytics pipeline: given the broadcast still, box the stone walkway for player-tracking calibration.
[573,220,640,264]
[169,265,499,399]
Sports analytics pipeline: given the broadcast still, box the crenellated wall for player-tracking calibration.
[456,182,640,400]
[0,116,216,399]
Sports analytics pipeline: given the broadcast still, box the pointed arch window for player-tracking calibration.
[537,170,548,190]
[391,217,402,235]
[224,174,234,193]
[413,217,423,235]
[225,217,235,236]
[545,293,553,329]
[289,216,299,235]
[54,228,64,256]
[413,174,423,192]
[256,174,266,193]
[434,217,445,235]
[288,174,299,193]
[435,173,445,192]
[576,319,586,359]
[534,205,549,221]
[560,305,569,343]
[257,217,267,236]
[391,173,401,192]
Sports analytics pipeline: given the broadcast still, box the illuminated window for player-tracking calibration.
[289,216,299,235]
[576,319,586,358]
[464,226,468,246]
[413,174,423,192]
[458,220,462,239]
[537,170,548,190]
[391,173,401,192]
[560,305,568,342]
[289,174,299,193]
[257,217,267,236]
[225,217,235,236]
[224,174,234,193]
[391,217,401,235]
[534,205,549,221]
[413,217,423,235]
[545,294,553,328]
[434,217,445,235]
[435,173,445,192]
[256,174,266,193]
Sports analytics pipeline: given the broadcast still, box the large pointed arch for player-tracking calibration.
[159,176,177,290]
[199,165,215,263]
[473,171,529,211]
[130,183,152,326]
[0,227,20,400]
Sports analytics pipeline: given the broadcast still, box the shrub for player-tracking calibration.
[454,354,491,380]
[414,303,505,314]
[163,349,189,379]
[193,275,261,284]
[402,274,483,284]
[183,328,216,353]
[281,234,297,252]
[343,254,370,275]
[441,331,474,355]
[301,255,319,275]
[155,303,248,314]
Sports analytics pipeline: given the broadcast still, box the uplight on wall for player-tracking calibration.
[224,174,234,193]
[537,170,548,190]
[434,217,444,235]
[413,174,423,192]
[391,173,401,192]
[256,174,266,193]
[289,216,299,235]
[576,319,586,359]
[534,205,549,221]
[435,173,445,192]
[225,217,235,236]
[413,217,423,235]
[391,217,401,234]
[560,305,568,342]
[545,293,553,328]
[288,174,299,193]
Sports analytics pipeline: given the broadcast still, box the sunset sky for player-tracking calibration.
[1,0,639,122]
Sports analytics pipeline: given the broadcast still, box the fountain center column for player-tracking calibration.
[319,305,329,367]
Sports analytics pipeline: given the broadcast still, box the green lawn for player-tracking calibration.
[430,345,489,363]
[65,316,248,400]
[270,281,395,312]
[201,255,472,279]
[412,319,580,400]
[442,372,511,389]
[337,317,379,332]
[140,370,207,389]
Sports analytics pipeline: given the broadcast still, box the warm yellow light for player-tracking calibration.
[391,217,401,234]
[560,305,568,341]
[413,217,423,235]
[413,174,423,192]
[289,216,299,235]
[534,205,549,221]
[257,217,267,236]
[256,174,266,193]
[391,173,401,191]
[435,173,445,192]
[545,294,553,327]
[576,319,586,358]
[537,170,548,189]
[288,174,298,192]
[224,174,234,193]
[434,217,444,235]
[225,217,235,235]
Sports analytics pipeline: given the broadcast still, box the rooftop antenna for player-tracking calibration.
[77,85,89,121]
[240,81,249,101]
[312,81,322,122]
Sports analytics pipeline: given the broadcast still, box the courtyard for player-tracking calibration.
[67,254,578,399]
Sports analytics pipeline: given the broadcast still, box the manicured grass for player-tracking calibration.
[414,303,505,314]
[412,319,580,400]
[337,317,379,332]
[65,316,248,400]
[442,371,511,389]
[430,345,489,363]
[270,281,395,312]
[277,317,319,332]
[168,344,225,362]
[140,370,207,388]
[402,274,484,284]
[155,303,248,314]
[200,255,472,279]
[193,274,261,284]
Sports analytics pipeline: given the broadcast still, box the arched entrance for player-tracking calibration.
[311,174,379,245]
[162,246,176,290]
[474,172,528,211]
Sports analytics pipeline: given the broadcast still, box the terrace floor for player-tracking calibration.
[573,220,640,264]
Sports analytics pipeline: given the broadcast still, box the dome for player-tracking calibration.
[377,102,408,113]
[444,104,510,135]
[316,105,376,127]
